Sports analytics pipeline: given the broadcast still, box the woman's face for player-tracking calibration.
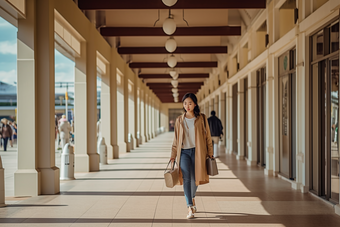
[183,97,196,112]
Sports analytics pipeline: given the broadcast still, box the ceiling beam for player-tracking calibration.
[151,89,197,92]
[130,62,217,68]
[139,73,209,79]
[101,26,241,37]
[147,82,203,87]
[118,46,228,55]
[78,0,266,10]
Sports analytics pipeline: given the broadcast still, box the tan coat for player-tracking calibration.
[171,113,213,186]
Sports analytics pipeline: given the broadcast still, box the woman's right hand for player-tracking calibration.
[170,158,175,163]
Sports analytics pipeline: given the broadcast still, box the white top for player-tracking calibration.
[182,117,196,149]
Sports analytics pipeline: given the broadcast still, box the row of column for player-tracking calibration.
[15,0,160,196]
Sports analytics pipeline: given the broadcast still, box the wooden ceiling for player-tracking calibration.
[78,0,266,103]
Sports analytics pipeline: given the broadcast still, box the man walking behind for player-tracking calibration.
[208,111,223,158]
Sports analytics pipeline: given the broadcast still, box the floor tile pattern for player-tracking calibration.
[0,133,340,226]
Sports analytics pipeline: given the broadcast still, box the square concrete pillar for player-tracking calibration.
[219,92,226,147]
[247,71,258,166]
[226,85,233,154]
[15,0,59,196]
[101,55,119,159]
[264,55,275,176]
[74,33,99,172]
[140,90,146,143]
[237,80,245,160]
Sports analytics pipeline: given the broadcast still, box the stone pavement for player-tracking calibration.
[0,132,340,226]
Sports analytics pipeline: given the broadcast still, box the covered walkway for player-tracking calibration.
[1,133,340,227]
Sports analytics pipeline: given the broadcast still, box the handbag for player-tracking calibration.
[206,157,219,176]
[164,160,179,188]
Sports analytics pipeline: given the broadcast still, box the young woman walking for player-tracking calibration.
[170,93,213,219]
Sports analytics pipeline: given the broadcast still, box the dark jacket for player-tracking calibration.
[2,124,12,138]
[207,115,223,137]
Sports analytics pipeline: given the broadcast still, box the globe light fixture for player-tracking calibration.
[169,68,177,77]
[171,79,178,88]
[172,88,178,93]
[165,37,177,53]
[167,55,177,68]
[162,0,178,7]
[172,74,179,80]
[173,93,179,98]
[163,16,176,35]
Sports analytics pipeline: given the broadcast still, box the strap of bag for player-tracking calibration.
[165,160,177,173]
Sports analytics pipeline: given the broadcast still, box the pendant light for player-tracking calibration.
[167,54,177,68]
[162,0,178,7]
[165,37,177,53]
[171,79,178,88]
[163,16,176,35]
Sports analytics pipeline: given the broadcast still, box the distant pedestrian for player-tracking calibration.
[8,121,14,147]
[58,115,71,150]
[12,122,17,144]
[1,118,12,151]
[207,110,223,158]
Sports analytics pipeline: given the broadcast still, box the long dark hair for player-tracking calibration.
[182,93,201,117]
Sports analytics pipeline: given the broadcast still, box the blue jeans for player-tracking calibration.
[180,148,198,207]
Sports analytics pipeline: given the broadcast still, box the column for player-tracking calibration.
[124,68,130,151]
[209,98,214,114]
[74,31,99,172]
[219,92,226,147]
[237,79,245,160]
[133,70,139,148]
[247,71,258,166]
[292,31,309,192]
[15,0,59,196]
[149,97,153,139]
[101,52,119,159]
[214,95,219,118]
[146,94,150,140]
[264,54,275,176]
[140,90,146,143]
[226,85,233,154]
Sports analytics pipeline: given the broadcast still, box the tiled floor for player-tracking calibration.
[0,132,340,226]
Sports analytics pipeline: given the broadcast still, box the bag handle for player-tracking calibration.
[165,160,177,173]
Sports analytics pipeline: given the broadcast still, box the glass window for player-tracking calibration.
[330,22,339,53]
[279,51,290,75]
[312,30,324,61]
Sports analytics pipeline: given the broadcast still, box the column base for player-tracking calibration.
[106,145,114,160]
[89,153,100,172]
[128,138,137,151]
[0,169,5,206]
[113,145,119,159]
[246,159,257,166]
[139,137,143,145]
[118,142,127,153]
[264,169,274,176]
[14,169,41,197]
[135,137,139,148]
[75,154,90,172]
[40,166,60,195]
[335,204,340,216]
[290,181,309,193]
[236,155,244,160]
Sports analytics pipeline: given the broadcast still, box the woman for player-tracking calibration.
[170,93,213,219]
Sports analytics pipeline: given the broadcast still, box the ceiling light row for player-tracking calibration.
[162,0,179,102]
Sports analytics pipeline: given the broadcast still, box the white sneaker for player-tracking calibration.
[186,207,194,219]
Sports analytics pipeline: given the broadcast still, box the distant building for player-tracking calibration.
[0,81,101,120]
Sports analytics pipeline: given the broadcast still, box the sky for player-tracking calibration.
[0,16,101,94]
